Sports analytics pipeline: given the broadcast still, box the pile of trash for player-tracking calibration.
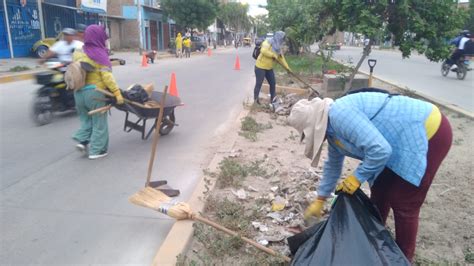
[272,93,305,116]
[228,166,325,255]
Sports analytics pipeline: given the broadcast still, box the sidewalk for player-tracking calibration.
[0,46,230,84]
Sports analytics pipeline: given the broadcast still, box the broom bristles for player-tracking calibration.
[129,187,193,220]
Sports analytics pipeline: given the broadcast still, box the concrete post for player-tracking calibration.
[37,0,45,39]
[3,0,14,58]
[137,0,143,54]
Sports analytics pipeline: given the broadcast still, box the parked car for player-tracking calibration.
[191,36,207,52]
[32,33,63,58]
[322,42,342,50]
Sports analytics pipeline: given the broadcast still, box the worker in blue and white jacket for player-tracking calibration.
[288,90,452,262]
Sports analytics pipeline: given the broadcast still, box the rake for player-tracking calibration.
[129,187,291,262]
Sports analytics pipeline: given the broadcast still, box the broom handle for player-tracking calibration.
[88,105,112,115]
[95,88,149,109]
[145,86,168,186]
[193,215,291,262]
[276,60,320,96]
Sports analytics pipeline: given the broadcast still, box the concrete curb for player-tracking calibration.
[357,69,474,119]
[0,60,123,85]
[332,58,474,119]
[152,109,249,266]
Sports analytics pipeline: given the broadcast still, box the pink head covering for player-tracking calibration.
[83,25,111,67]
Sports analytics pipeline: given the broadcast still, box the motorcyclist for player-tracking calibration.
[39,28,83,111]
[39,28,83,64]
[445,30,471,68]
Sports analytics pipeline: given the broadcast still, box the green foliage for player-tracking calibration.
[218,2,251,32]
[217,158,249,188]
[324,0,468,62]
[275,54,349,75]
[251,14,271,37]
[267,0,334,54]
[9,66,30,72]
[161,0,217,31]
[465,5,474,33]
[267,0,467,61]
[239,116,272,141]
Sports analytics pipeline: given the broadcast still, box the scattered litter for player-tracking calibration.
[270,186,279,192]
[231,188,247,200]
[271,196,286,211]
[266,212,284,222]
[252,221,269,232]
[257,239,269,246]
[248,185,259,192]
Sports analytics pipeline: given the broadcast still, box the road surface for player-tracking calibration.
[332,46,474,112]
[0,48,255,264]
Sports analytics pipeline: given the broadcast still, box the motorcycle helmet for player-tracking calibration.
[62,28,77,36]
[461,30,470,37]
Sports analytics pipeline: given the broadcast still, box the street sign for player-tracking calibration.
[80,0,107,14]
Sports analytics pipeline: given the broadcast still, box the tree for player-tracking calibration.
[161,0,217,32]
[251,14,270,37]
[323,0,467,90]
[465,4,474,32]
[218,2,251,33]
[267,0,334,55]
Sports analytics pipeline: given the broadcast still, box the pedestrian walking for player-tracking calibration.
[175,32,183,58]
[288,90,452,262]
[253,31,290,105]
[72,25,124,160]
[183,37,191,58]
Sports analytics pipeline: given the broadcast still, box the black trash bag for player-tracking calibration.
[288,190,410,265]
[124,84,149,103]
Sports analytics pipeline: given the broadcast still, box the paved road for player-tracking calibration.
[0,48,254,264]
[332,46,474,112]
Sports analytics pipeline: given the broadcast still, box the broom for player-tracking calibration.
[129,187,291,262]
[276,60,320,97]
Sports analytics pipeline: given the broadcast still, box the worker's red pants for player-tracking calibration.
[370,114,452,262]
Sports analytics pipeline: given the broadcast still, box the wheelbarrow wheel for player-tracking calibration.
[159,111,175,135]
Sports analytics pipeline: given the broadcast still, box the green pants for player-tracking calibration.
[73,87,109,156]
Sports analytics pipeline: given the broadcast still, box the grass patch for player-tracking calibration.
[275,54,349,75]
[239,116,272,141]
[9,65,31,72]
[216,157,268,188]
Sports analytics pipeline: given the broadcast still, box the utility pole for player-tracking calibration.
[137,0,143,54]
[37,0,45,39]
[3,0,14,58]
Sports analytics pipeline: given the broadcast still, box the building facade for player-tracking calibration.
[0,0,174,58]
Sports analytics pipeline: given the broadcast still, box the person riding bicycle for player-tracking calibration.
[445,30,471,68]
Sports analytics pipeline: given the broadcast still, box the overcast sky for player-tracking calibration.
[240,0,268,16]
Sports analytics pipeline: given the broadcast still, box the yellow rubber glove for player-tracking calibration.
[113,90,124,105]
[336,175,361,195]
[304,198,326,219]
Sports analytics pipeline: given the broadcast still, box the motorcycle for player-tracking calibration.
[441,55,472,80]
[32,61,76,125]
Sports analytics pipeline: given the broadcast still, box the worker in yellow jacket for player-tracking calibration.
[254,31,290,105]
[183,37,192,58]
[175,33,183,58]
[72,25,124,160]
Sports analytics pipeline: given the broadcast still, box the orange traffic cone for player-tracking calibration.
[234,55,240,70]
[141,52,148,67]
[207,48,212,57]
[169,72,179,97]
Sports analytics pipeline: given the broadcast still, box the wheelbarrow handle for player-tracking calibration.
[88,105,112,115]
[95,88,150,109]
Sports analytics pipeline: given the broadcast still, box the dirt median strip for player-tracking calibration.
[152,109,249,266]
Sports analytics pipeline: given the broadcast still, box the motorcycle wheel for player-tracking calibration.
[159,111,175,136]
[441,63,450,77]
[32,97,53,126]
[456,64,467,80]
